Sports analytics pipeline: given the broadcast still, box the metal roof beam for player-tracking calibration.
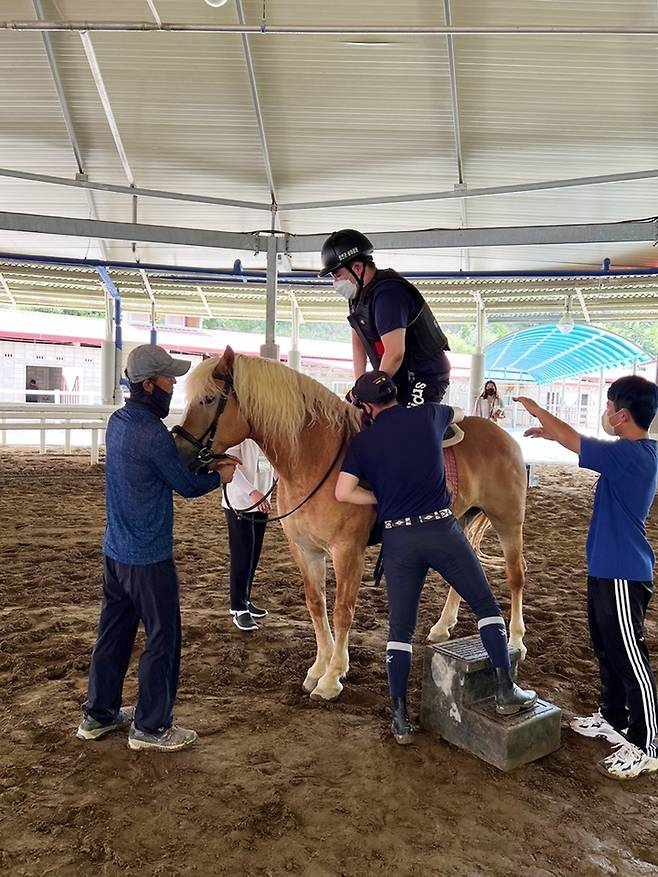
[145,1,161,26]
[33,0,109,261]
[79,32,135,186]
[0,211,257,250]
[0,271,16,306]
[284,220,658,253]
[0,167,272,212]
[236,0,278,217]
[5,22,658,35]
[575,287,591,322]
[280,168,658,212]
[2,213,658,252]
[443,1,464,186]
[196,285,213,318]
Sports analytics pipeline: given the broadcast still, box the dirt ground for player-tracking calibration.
[1,448,658,877]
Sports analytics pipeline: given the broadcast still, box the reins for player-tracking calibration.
[223,427,347,524]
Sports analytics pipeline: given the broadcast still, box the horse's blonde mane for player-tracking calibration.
[186,354,361,458]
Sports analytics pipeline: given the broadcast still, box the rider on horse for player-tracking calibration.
[320,228,451,406]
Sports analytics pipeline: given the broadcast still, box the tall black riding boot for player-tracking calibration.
[494,667,538,716]
[390,697,414,745]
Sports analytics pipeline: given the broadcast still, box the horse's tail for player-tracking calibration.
[461,507,528,572]
[462,508,505,569]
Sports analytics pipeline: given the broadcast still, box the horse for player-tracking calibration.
[174,347,528,701]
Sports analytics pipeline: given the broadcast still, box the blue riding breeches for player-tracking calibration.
[382,515,509,699]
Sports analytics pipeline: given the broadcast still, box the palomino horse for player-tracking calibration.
[175,347,528,701]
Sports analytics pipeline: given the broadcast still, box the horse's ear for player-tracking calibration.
[222,345,235,373]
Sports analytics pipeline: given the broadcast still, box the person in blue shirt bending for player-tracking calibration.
[76,344,238,753]
[516,375,658,780]
[335,371,537,745]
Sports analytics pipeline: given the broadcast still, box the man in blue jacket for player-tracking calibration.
[77,344,237,752]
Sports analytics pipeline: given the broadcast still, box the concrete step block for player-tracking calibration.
[420,635,561,772]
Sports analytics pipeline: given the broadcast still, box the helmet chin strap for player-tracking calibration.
[346,262,366,293]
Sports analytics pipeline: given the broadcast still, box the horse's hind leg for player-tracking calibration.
[311,545,364,702]
[490,517,527,659]
[428,587,462,643]
[288,541,335,693]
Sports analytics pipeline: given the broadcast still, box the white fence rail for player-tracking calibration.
[0,403,184,464]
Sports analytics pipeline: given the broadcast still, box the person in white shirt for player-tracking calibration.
[222,439,275,631]
[473,380,505,422]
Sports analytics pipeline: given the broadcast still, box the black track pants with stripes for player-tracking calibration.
[587,576,658,756]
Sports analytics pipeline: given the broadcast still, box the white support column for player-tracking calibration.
[597,367,605,437]
[40,420,46,454]
[260,236,280,361]
[468,302,485,413]
[288,297,301,371]
[91,429,99,465]
[101,292,115,405]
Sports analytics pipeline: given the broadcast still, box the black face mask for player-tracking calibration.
[130,381,172,419]
[486,388,495,396]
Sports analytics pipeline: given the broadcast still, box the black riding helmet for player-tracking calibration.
[350,370,397,407]
[319,229,374,277]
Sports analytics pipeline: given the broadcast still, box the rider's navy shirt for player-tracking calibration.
[373,280,450,382]
[341,403,454,522]
[579,435,657,581]
[103,400,221,565]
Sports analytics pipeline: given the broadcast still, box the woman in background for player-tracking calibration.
[222,438,274,632]
[473,380,505,422]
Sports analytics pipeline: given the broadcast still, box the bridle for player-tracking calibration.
[171,370,235,468]
[171,366,349,524]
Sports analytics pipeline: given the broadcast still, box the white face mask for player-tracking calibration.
[601,409,622,436]
[333,277,358,300]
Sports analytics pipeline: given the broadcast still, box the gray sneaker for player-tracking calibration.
[127,722,198,752]
[76,706,135,741]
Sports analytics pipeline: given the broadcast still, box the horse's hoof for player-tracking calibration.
[427,628,450,644]
[302,674,319,693]
[510,641,528,661]
[309,681,343,702]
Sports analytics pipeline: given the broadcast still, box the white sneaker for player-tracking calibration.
[570,711,627,745]
[597,742,658,781]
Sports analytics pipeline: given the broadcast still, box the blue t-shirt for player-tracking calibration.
[373,281,450,381]
[579,435,657,581]
[103,400,221,565]
[341,403,454,522]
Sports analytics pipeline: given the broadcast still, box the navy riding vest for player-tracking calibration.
[347,269,450,384]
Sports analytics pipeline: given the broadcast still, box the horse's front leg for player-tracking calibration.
[428,587,462,643]
[288,541,335,693]
[311,545,365,702]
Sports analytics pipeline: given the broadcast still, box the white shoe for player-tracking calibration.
[570,711,627,745]
[597,742,658,781]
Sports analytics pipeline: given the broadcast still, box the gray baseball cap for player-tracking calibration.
[126,344,191,382]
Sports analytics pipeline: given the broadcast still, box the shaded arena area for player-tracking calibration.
[1,449,657,877]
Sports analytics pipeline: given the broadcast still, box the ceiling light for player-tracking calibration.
[557,295,574,334]
[204,0,229,7]
[343,40,396,46]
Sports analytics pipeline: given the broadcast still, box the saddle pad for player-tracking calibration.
[444,446,458,506]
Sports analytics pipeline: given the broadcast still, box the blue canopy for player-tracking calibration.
[484,324,650,384]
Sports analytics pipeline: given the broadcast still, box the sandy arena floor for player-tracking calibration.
[1,448,657,877]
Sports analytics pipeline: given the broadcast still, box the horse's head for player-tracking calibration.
[173,346,251,470]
